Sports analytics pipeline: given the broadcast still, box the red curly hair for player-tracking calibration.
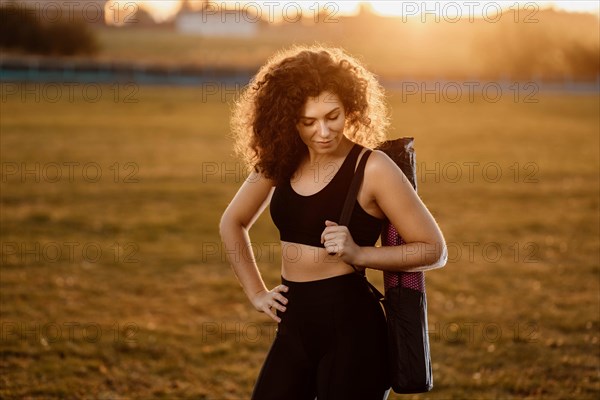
[230,44,390,186]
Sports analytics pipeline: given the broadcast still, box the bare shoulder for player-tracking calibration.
[239,169,276,203]
[246,168,277,188]
[363,149,445,246]
[220,169,276,229]
[364,149,408,181]
[362,149,414,201]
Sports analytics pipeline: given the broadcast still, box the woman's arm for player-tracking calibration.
[354,150,448,272]
[219,170,288,322]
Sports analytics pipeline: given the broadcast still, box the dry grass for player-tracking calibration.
[0,83,598,399]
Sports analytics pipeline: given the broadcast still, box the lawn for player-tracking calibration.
[0,82,598,399]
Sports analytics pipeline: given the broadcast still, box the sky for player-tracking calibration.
[107,0,600,23]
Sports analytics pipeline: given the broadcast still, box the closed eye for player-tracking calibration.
[300,106,342,124]
[301,114,340,126]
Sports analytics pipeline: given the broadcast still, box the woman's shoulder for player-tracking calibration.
[363,148,404,178]
[247,168,278,188]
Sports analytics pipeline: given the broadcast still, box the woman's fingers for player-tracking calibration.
[325,241,341,256]
[270,302,286,313]
[256,286,289,323]
[274,293,288,305]
[272,285,289,307]
[274,284,289,293]
[268,293,287,311]
[323,228,351,254]
[322,227,348,243]
[263,305,281,323]
[325,240,338,255]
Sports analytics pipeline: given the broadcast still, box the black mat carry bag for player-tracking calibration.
[338,138,433,394]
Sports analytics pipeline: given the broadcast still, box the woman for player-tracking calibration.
[219,45,447,400]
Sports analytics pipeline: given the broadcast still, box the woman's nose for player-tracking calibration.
[318,120,330,137]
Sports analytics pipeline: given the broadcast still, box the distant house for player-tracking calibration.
[175,8,263,37]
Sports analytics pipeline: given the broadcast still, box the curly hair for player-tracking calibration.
[229,43,390,186]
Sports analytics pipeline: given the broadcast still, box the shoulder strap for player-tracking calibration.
[338,149,371,226]
[338,148,385,302]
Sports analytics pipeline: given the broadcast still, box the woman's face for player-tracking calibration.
[296,90,347,155]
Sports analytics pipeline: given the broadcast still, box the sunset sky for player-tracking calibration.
[107,0,600,23]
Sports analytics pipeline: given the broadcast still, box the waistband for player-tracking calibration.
[280,272,372,306]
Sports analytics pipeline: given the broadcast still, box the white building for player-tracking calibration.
[175,8,262,37]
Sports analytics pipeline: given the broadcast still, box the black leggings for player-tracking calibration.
[251,272,391,400]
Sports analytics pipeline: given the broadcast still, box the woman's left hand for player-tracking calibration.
[321,220,362,265]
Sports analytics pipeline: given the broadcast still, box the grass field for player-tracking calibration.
[0,82,598,399]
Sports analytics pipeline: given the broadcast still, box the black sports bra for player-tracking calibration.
[269,142,386,248]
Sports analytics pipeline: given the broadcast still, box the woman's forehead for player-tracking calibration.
[300,91,342,117]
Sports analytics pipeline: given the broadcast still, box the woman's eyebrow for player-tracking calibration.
[300,107,340,119]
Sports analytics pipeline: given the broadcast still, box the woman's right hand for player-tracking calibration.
[250,285,289,323]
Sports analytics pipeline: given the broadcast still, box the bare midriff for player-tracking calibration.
[280,240,364,282]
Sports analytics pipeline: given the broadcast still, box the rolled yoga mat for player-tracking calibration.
[375,137,425,293]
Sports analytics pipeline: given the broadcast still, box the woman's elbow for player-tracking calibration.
[424,240,448,270]
[219,212,236,238]
[436,243,448,268]
[219,212,246,238]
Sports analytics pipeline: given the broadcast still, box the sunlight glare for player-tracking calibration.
[139,0,182,22]
[110,0,599,25]
[367,0,600,18]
